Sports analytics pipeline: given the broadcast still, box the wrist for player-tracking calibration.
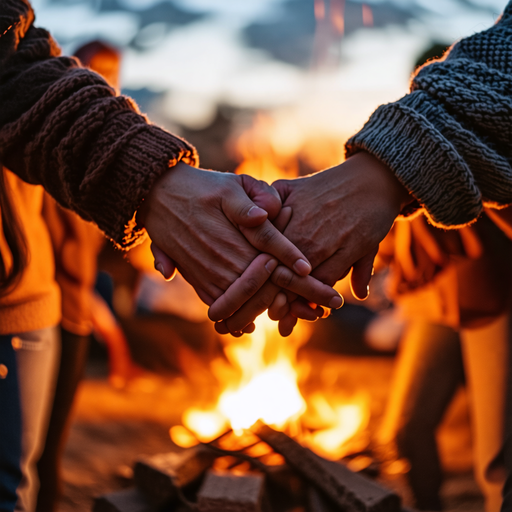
[136,160,193,228]
[350,151,412,214]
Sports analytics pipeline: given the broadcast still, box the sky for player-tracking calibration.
[30,0,508,138]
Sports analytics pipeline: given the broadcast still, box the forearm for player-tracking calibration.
[346,3,512,228]
[0,1,197,248]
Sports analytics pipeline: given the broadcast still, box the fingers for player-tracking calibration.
[289,300,325,321]
[270,265,343,309]
[350,248,378,300]
[268,292,289,321]
[221,183,312,277]
[215,281,281,335]
[222,182,270,228]
[271,179,293,203]
[150,242,177,280]
[208,254,278,322]
[273,206,293,232]
[240,221,312,277]
[240,174,282,221]
[278,313,298,337]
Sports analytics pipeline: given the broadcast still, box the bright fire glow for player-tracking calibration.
[219,362,306,432]
[173,111,368,459]
[182,408,228,442]
[302,393,369,460]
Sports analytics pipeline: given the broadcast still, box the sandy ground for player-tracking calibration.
[54,348,485,512]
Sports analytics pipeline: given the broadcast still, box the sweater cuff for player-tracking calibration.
[345,95,482,228]
[90,117,198,249]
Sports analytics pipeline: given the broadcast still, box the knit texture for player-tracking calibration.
[0,0,198,248]
[346,2,512,228]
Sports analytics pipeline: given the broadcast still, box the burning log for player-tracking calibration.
[93,488,155,512]
[134,445,216,506]
[252,422,401,512]
[197,469,266,512]
[307,486,338,512]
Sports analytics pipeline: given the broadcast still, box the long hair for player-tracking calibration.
[0,166,27,295]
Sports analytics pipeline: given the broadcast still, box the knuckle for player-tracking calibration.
[272,267,294,289]
[242,277,261,297]
[254,226,277,248]
[255,292,275,311]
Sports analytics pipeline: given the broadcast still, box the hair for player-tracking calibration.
[0,166,27,295]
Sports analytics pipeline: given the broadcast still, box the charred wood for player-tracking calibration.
[197,469,265,512]
[93,488,155,512]
[134,446,215,506]
[252,422,401,512]
[307,486,338,512]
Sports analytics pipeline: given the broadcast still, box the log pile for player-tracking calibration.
[93,423,404,512]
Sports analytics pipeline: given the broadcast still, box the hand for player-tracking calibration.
[213,152,411,336]
[140,161,314,306]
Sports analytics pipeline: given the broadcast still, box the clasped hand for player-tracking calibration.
[141,153,410,337]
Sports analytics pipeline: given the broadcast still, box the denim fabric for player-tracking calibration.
[0,335,22,512]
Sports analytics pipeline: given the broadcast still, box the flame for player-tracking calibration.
[362,4,374,27]
[173,111,367,460]
[301,393,369,460]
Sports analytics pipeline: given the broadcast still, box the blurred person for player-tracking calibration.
[35,41,119,512]
[0,2,340,511]
[376,213,512,511]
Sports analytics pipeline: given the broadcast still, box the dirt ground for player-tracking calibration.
[55,348,484,512]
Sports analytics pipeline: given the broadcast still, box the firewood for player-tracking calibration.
[134,445,215,506]
[252,422,401,512]
[93,488,155,512]
[197,469,265,512]
[307,486,338,512]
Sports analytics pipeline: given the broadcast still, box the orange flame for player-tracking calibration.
[173,112,367,459]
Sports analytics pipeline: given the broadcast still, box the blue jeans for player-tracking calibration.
[0,328,60,512]
[0,334,22,512]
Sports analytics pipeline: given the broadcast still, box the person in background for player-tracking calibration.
[35,41,119,512]
[376,212,511,511]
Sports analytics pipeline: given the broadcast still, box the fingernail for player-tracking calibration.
[248,206,267,218]
[329,294,344,309]
[155,262,165,276]
[293,258,311,276]
[265,259,278,273]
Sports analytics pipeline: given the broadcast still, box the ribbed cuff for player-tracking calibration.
[90,113,198,249]
[345,93,482,228]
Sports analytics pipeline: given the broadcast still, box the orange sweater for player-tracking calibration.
[0,170,60,334]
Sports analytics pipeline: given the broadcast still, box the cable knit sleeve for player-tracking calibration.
[0,0,198,249]
[346,3,512,228]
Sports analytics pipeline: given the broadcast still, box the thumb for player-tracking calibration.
[150,242,177,281]
[241,174,282,221]
[222,177,271,228]
[350,247,378,300]
[273,206,292,233]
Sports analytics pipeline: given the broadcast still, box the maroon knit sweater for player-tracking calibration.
[0,0,198,249]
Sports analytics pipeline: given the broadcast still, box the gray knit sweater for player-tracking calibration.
[346,3,512,228]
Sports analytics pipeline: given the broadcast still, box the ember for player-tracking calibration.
[94,426,401,512]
